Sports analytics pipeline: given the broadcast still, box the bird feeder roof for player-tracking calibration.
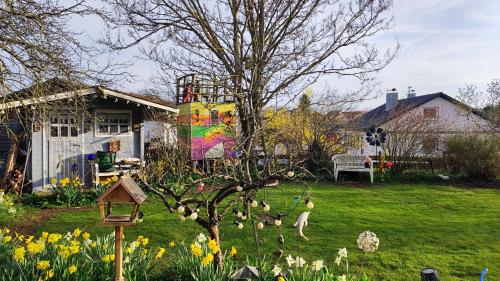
[231,265,260,280]
[96,175,147,204]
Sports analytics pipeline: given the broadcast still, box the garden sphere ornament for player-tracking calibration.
[179,215,186,221]
[287,171,295,177]
[261,201,270,212]
[274,219,282,226]
[236,185,243,192]
[305,198,314,209]
[234,221,244,230]
[257,222,264,230]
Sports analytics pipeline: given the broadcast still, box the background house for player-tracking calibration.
[0,79,178,192]
[349,88,492,157]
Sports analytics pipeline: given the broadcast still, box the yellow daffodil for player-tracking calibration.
[5,228,10,234]
[190,243,202,257]
[277,277,285,281]
[111,175,119,182]
[90,242,97,248]
[69,245,79,254]
[141,249,148,256]
[58,247,71,259]
[102,255,111,263]
[14,246,25,262]
[142,238,149,246]
[169,241,175,248]
[68,265,77,274]
[155,247,165,259]
[201,253,214,266]
[51,177,57,185]
[126,247,134,254]
[41,232,49,239]
[37,260,50,270]
[72,228,81,238]
[45,269,54,280]
[70,240,80,247]
[15,233,24,242]
[82,232,90,241]
[27,241,45,254]
[47,233,61,243]
[25,236,35,244]
[230,246,237,257]
[207,238,219,254]
[60,177,70,187]
[136,235,145,244]
[4,235,12,242]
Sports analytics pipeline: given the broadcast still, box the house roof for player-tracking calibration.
[350,92,483,130]
[1,78,178,113]
[96,175,147,204]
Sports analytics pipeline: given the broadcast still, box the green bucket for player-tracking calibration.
[96,151,116,172]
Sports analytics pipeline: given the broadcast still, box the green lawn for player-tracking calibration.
[26,183,500,280]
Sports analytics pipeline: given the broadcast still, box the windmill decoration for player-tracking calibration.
[365,127,386,156]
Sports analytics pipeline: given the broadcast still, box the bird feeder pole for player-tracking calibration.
[115,226,124,281]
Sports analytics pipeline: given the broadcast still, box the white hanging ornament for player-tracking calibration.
[250,200,258,208]
[190,212,198,220]
[241,215,247,220]
[306,200,314,209]
[179,215,186,222]
[274,219,282,226]
[261,201,270,212]
[257,222,264,230]
[236,185,243,192]
[236,211,243,218]
[177,205,185,213]
[287,171,295,177]
[234,221,244,229]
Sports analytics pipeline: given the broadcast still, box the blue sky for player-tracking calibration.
[72,0,500,110]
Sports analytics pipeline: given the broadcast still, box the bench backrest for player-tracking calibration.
[332,154,370,168]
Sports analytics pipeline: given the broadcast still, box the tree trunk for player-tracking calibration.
[208,221,223,270]
[2,132,22,190]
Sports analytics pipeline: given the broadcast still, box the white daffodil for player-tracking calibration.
[339,274,346,281]
[295,256,306,268]
[334,256,342,266]
[272,264,282,276]
[64,232,72,241]
[286,255,295,267]
[338,247,348,258]
[311,260,324,271]
[196,233,207,243]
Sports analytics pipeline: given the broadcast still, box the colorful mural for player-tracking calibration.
[177,102,237,160]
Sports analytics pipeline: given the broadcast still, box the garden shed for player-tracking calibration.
[0,78,178,192]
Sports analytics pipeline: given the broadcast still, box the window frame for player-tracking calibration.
[49,113,80,139]
[423,107,439,119]
[94,110,133,137]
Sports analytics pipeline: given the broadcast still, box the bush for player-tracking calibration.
[0,227,165,281]
[444,134,500,181]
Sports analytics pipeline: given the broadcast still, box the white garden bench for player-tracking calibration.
[332,154,374,184]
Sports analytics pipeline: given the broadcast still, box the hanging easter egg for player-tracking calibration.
[236,211,243,218]
[257,222,264,230]
[274,219,282,226]
[197,182,204,193]
[234,221,243,229]
[177,205,185,213]
[179,215,186,222]
[306,201,314,209]
[287,171,295,177]
[241,215,247,220]
[236,185,243,192]
[263,204,270,212]
[190,212,198,220]
[250,200,258,208]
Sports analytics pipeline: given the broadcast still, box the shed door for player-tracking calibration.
[47,114,84,184]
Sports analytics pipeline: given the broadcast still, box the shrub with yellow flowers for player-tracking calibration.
[0,227,166,281]
[170,233,238,281]
[50,177,83,208]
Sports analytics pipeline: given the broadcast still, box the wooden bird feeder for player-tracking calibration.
[96,175,146,281]
[97,175,146,226]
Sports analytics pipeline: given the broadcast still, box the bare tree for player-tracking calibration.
[103,0,397,268]
[457,79,500,131]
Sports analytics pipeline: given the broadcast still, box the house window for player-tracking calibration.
[95,112,131,136]
[423,107,438,119]
[50,114,79,138]
[422,136,438,154]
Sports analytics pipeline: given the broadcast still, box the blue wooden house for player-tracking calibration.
[0,79,178,192]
